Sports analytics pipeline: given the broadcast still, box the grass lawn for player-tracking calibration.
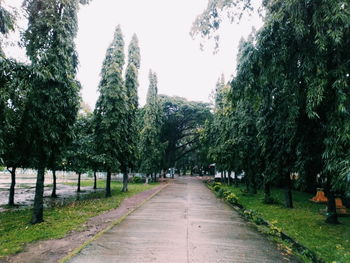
[0,181,157,258]
[223,185,350,263]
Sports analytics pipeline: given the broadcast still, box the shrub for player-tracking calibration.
[131,176,143,184]
[213,184,221,192]
[223,190,231,198]
[217,188,225,198]
[225,193,238,205]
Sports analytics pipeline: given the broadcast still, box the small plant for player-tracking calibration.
[217,188,225,198]
[213,183,222,192]
[223,190,231,198]
[243,209,254,220]
[225,193,238,205]
[253,216,266,225]
[268,221,282,237]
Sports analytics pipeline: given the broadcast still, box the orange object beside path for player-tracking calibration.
[310,189,328,203]
[335,197,349,215]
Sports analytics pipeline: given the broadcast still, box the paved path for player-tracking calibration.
[69,177,299,263]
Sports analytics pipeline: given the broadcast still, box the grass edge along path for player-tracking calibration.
[0,181,160,258]
[206,181,350,263]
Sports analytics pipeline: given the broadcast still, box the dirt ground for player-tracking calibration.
[0,183,167,263]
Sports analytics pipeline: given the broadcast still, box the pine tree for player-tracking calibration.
[93,25,128,197]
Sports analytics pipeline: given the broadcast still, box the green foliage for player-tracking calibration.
[0,182,157,257]
[21,0,83,223]
[124,34,140,173]
[159,95,212,171]
[93,25,127,172]
[139,70,163,175]
[196,0,350,214]
[213,183,221,192]
[64,114,93,174]
[225,192,238,205]
[131,176,143,184]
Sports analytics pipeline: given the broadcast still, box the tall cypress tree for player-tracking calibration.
[139,70,163,177]
[93,25,127,197]
[122,34,140,192]
[22,0,82,224]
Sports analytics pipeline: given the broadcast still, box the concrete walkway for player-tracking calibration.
[69,177,299,263]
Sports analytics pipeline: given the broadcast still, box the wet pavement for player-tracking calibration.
[69,176,299,263]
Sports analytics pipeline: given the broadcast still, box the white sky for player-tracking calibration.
[4,0,263,107]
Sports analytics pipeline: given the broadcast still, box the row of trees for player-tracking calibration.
[193,0,350,224]
[1,0,212,224]
[0,0,141,224]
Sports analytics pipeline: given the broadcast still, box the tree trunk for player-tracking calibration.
[251,174,257,194]
[93,170,97,189]
[31,167,45,224]
[122,171,128,192]
[325,191,339,224]
[324,173,339,224]
[223,171,227,184]
[220,171,223,183]
[234,172,238,186]
[263,181,272,203]
[154,172,157,182]
[77,172,81,192]
[51,169,57,198]
[227,171,231,186]
[246,169,257,194]
[284,173,293,208]
[8,167,16,206]
[105,170,111,197]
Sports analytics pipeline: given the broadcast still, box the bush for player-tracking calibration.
[223,190,231,198]
[131,176,143,184]
[217,188,225,198]
[225,192,239,205]
[213,184,221,192]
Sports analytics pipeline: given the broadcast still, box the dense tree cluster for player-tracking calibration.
[193,0,350,224]
[0,2,143,223]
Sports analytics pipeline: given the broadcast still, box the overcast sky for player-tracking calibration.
[5,0,263,107]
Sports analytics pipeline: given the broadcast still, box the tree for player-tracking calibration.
[193,0,350,222]
[22,0,83,224]
[122,34,140,192]
[139,71,163,179]
[0,57,32,206]
[65,114,92,192]
[0,3,17,159]
[159,96,211,176]
[93,25,127,197]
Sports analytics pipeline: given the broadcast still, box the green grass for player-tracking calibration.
[223,185,350,263]
[0,181,157,257]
